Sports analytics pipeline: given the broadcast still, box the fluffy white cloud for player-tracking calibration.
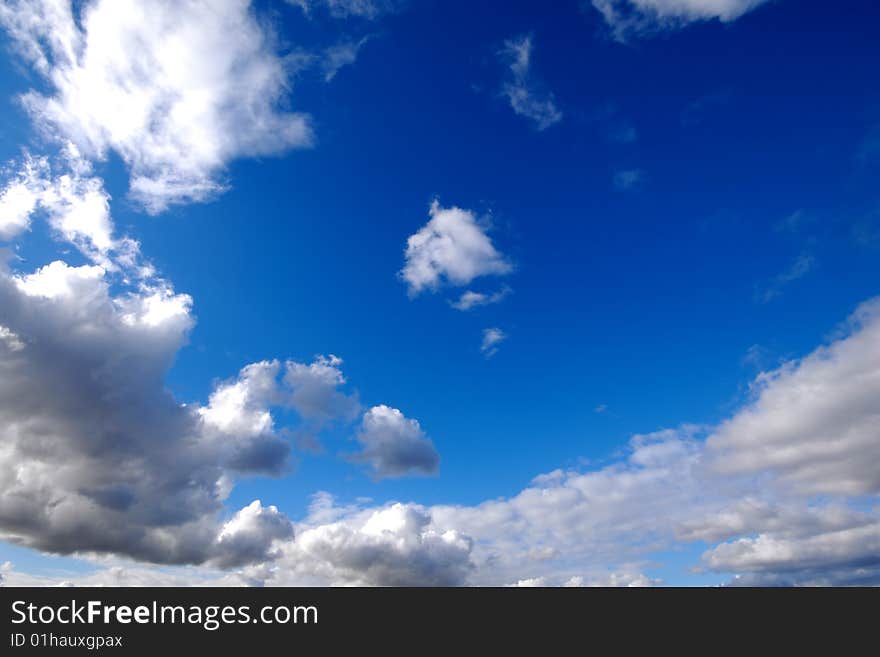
[0,159,41,240]
[400,200,512,295]
[0,0,313,213]
[352,405,439,479]
[275,502,472,586]
[480,327,506,357]
[498,35,562,131]
[590,0,771,40]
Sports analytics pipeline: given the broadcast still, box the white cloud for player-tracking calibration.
[705,298,880,495]
[450,285,511,311]
[5,295,880,586]
[564,572,661,587]
[400,200,512,296]
[480,327,506,358]
[0,159,41,240]
[7,288,880,589]
[0,0,313,213]
[498,35,562,131]
[0,148,148,271]
[275,501,472,586]
[289,0,400,20]
[352,405,439,479]
[321,37,372,82]
[590,0,771,40]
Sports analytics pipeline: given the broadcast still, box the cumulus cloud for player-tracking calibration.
[498,35,562,131]
[275,501,472,586]
[0,0,313,213]
[400,200,512,296]
[351,405,439,479]
[214,500,294,568]
[480,327,506,357]
[284,354,361,423]
[0,257,297,565]
[6,287,880,589]
[590,0,771,40]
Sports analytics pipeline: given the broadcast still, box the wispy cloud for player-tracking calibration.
[289,0,402,20]
[759,252,815,303]
[589,0,771,41]
[498,35,562,131]
[613,168,643,191]
[481,327,507,358]
[450,285,511,311]
[320,36,372,81]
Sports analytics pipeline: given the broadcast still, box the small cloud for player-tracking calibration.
[594,404,608,414]
[289,0,401,20]
[400,200,512,296]
[481,327,507,358]
[350,405,440,479]
[759,252,815,303]
[321,36,372,82]
[450,285,511,311]
[498,35,562,131]
[613,168,642,191]
[589,0,772,42]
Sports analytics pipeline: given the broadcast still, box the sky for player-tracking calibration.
[0,0,878,587]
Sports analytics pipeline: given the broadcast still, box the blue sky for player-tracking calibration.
[0,0,879,587]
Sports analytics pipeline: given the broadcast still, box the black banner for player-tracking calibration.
[1,587,875,652]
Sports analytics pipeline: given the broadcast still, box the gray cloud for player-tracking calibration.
[351,405,440,479]
[0,260,294,565]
